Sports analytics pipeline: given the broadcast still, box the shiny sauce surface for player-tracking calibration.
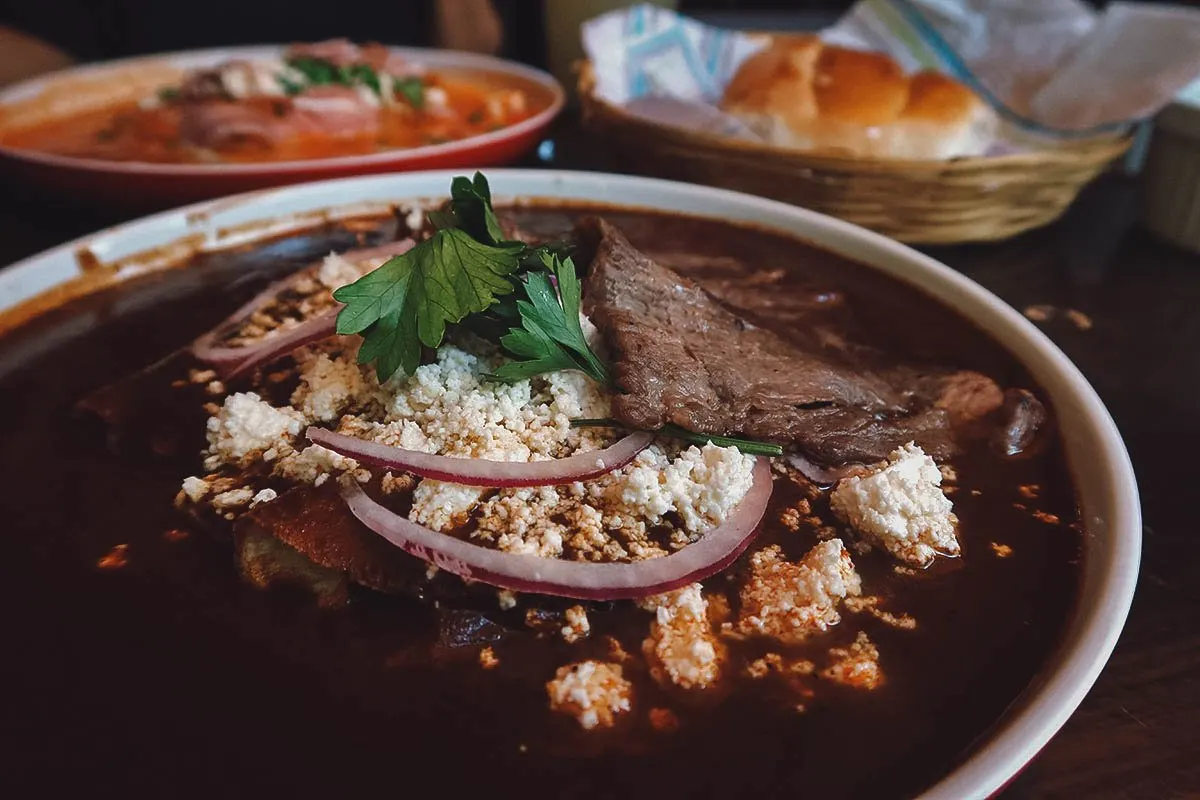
[0,209,1082,799]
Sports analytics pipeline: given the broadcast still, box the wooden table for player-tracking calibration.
[1,121,1195,799]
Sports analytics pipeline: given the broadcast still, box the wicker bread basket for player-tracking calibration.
[578,61,1131,244]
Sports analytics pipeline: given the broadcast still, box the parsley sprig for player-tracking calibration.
[489,253,610,384]
[279,56,424,107]
[335,172,780,457]
[333,173,610,385]
[333,228,524,380]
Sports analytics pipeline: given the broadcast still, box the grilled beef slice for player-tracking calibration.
[577,217,1008,465]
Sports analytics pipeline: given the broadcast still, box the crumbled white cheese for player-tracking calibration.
[346,344,603,462]
[612,443,756,533]
[206,392,305,469]
[409,479,485,532]
[467,442,756,565]
[180,476,211,503]
[316,252,372,292]
[474,486,566,558]
[291,352,375,422]
[497,590,518,610]
[578,312,606,357]
[276,444,361,486]
[546,661,632,730]
[561,605,591,643]
[734,540,862,643]
[830,443,959,568]
[250,488,278,507]
[218,60,288,100]
[821,631,884,689]
[404,205,424,233]
[643,583,721,689]
[212,487,255,510]
[545,367,610,423]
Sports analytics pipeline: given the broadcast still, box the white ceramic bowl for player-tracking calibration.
[0,170,1141,798]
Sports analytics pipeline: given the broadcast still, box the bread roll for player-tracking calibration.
[720,36,996,160]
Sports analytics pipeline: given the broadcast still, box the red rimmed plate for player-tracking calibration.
[0,46,563,210]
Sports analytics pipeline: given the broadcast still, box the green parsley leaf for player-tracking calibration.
[157,86,180,103]
[278,75,305,95]
[491,316,581,380]
[341,64,382,96]
[333,228,524,380]
[449,172,507,245]
[287,56,337,86]
[490,255,610,385]
[281,57,384,97]
[569,419,783,457]
[355,309,419,384]
[425,208,458,231]
[394,76,425,109]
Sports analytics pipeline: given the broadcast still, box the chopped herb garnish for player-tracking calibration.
[448,172,507,245]
[394,77,425,109]
[279,57,385,97]
[287,56,338,86]
[489,254,610,385]
[341,64,381,95]
[570,418,783,457]
[278,75,305,95]
[467,109,485,125]
[333,227,525,380]
[335,172,610,385]
[157,86,180,103]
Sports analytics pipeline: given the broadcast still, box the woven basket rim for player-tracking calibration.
[577,60,1132,173]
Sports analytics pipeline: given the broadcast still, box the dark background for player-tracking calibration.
[3,0,1196,70]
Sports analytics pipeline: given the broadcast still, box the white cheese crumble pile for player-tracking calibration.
[830,443,959,568]
[546,661,632,730]
[821,632,884,690]
[561,605,591,644]
[733,539,862,644]
[472,442,757,563]
[641,583,722,690]
[204,392,305,470]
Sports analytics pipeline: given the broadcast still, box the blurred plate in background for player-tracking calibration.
[0,46,563,211]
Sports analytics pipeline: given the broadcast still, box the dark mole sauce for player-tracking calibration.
[0,208,1082,799]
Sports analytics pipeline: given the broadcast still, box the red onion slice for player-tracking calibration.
[195,309,339,380]
[191,239,414,378]
[784,452,868,486]
[307,427,654,488]
[339,456,772,599]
